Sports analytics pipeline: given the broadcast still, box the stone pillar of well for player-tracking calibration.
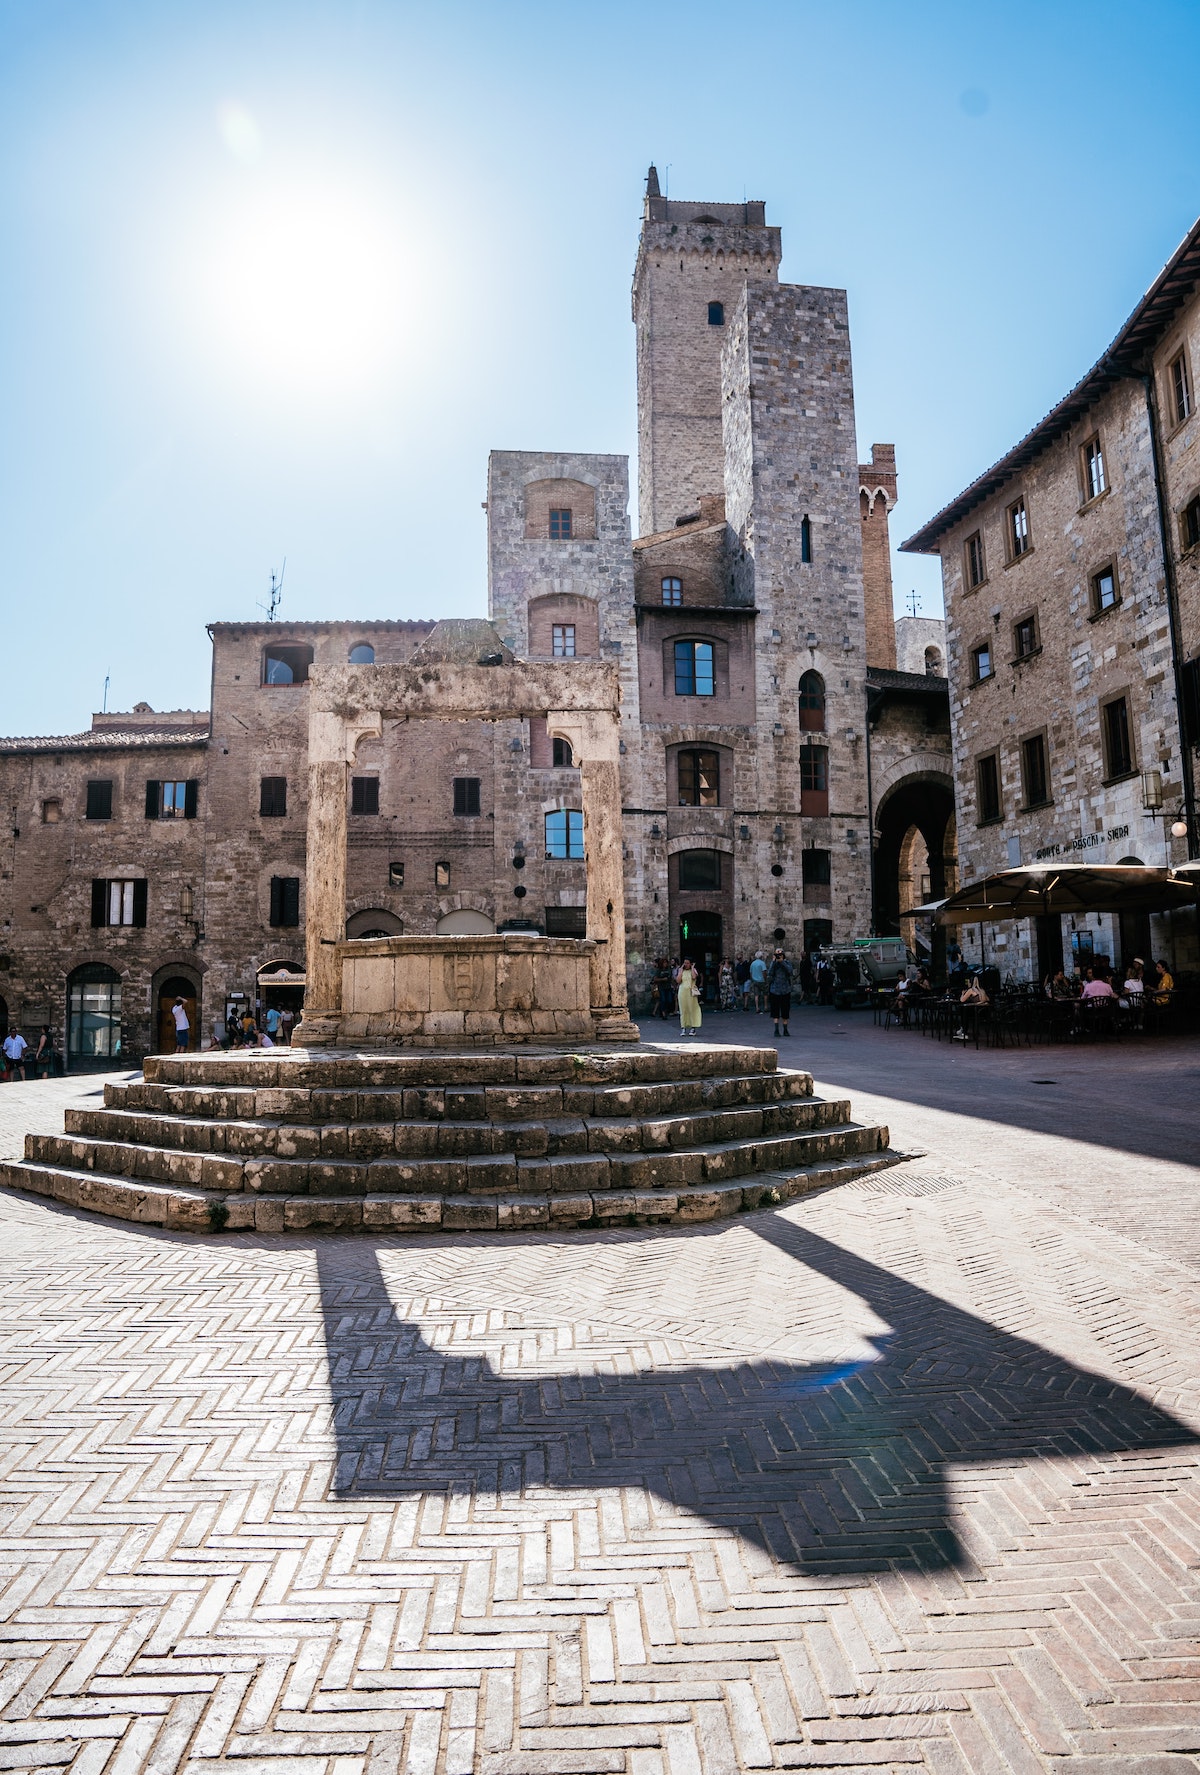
[295,705,381,1048]
[549,708,640,1042]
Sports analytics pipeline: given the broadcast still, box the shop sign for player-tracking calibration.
[1033,823,1129,862]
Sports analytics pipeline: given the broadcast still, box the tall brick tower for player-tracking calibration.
[632,166,779,537]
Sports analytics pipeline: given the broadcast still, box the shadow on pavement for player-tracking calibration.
[316,1220,1196,1576]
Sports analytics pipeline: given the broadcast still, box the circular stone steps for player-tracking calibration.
[0,1043,899,1234]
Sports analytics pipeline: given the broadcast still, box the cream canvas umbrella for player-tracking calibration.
[920,863,1196,925]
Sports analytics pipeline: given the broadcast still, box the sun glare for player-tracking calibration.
[199,177,405,393]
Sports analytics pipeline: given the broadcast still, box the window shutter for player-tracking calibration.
[145,781,160,819]
[1182,658,1200,748]
[282,877,300,926]
[183,779,199,819]
[90,880,107,927]
[132,880,148,928]
[270,877,283,926]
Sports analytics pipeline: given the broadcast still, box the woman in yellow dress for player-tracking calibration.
[677,961,702,1036]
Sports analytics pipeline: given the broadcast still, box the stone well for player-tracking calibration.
[337,933,595,1047]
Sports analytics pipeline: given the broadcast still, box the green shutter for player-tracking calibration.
[91,880,107,927]
[145,781,160,819]
[132,880,148,927]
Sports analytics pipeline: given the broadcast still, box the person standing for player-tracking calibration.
[264,1004,282,1043]
[718,958,735,1011]
[280,1007,295,1045]
[677,960,702,1036]
[170,998,191,1053]
[749,952,768,1013]
[736,954,751,1010]
[34,1026,55,1079]
[3,1029,28,1080]
[767,949,794,1038]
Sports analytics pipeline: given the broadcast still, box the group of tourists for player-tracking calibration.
[650,949,814,1038]
[1043,957,1174,1004]
[216,1004,295,1049]
[1,1026,56,1081]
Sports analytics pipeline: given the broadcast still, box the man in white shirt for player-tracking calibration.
[3,1030,28,1080]
[171,999,191,1052]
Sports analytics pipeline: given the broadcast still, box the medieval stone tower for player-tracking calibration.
[632,167,781,537]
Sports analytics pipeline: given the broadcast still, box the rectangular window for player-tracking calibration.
[674,639,715,696]
[971,642,993,682]
[1007,496,1031,559]
[1103,696,1134,779]
[144,779,197,819]
[90,878,147,928]
[548,508,573,540]
[1182,494,1200,551]
[545,808,584,858]
[260,776,288,817]
[545,905,587,937]
[351,776,380,815]
[976,753,1002,824]
[269,876,301,927]
[1013,614,1039,658]
[452,777,481,817]
[801,849,831,885]
[799,745,829,816]
[800,516,813,564]
[1021,733,1050,807]
[964,530,986,589]
[388,861,404,887]
[1171,351,1192,425]
[552,623,576,657]
[1080,435,1106,503]
[677,748,720,806]
[1181,656,1200,748]
[1091,564,1118,614]
[677,850,721,891]
[435,861,451,888]
[662,577,682,606]
[85,780,113,821]
[551,737,575,768]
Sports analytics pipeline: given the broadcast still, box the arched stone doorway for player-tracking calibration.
[874,776,957,974]
[347,909,404,939]
[66,964,123,1070]
[153,970,201,1054]
[435,909,495,936]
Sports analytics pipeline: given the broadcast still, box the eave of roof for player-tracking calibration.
[867,667,949,696]
[901,213,1200,554]
[0,731,210,755]
[205,618,438,636]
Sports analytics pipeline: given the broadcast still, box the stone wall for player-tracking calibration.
[894,615,948,677]
[932,376,1194,978]
[633,183,780,537]
[722,280,874,946]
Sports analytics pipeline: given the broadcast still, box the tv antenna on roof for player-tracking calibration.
[906,589,921,617]
[258,559,286,622]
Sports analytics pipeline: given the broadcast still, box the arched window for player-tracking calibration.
[924,646,944,676]
[545,809,584,858]
[674,640,715,697]
[662,576,682,606]
[262,642,314,686]
[349,642,375,665]
[707,301,725,327]
[677,749,720,806]
[798,671,826,732]
[67,964,122,1065]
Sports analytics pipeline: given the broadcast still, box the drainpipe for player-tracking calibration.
[1141,370,1198,859]
[865,684,881,934]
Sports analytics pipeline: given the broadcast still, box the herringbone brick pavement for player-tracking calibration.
[0,1068,1195,1772]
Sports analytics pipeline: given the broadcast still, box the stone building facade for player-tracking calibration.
[0,170,954,1063]
[904,215,1200,981]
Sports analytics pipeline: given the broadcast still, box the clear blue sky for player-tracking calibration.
[5,0,1200,734]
